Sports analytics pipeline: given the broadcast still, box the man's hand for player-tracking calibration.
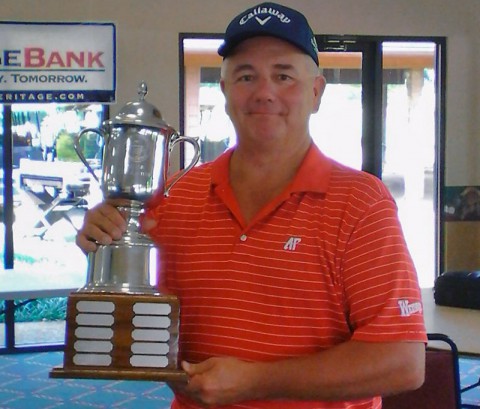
[180,358,260,407]
[75,201,128,253]
[76,200,159,254]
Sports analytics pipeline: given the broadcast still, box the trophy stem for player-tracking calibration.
[81,201,160,294]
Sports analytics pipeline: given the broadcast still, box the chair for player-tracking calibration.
[19,166,90,238]
[382,333,462,409]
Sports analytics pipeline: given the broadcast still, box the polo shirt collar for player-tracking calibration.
[211,143,332,194]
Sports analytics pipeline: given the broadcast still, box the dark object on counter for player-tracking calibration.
[434,271,480,310]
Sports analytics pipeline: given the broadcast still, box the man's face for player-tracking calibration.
[220,36,325,149]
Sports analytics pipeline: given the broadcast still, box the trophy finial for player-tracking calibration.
[138,81,148,101]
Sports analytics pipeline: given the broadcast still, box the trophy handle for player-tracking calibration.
[74,128,103,183]
[164,132,200,197]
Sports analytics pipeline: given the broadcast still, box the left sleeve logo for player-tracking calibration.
[397,299,423,317]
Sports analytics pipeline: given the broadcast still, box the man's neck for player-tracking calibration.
[233,134,311,172]
[228,138,312,223]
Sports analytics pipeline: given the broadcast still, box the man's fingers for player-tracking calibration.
[94,202,128,237]
[76,202,128,253]
[75,233,99,253]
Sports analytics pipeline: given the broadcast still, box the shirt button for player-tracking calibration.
[240,234,247,241]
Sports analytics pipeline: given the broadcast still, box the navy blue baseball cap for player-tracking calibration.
[218,2,319,66]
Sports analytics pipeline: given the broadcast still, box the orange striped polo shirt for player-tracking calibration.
[146,144,426,409]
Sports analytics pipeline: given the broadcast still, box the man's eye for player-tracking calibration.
[237,75,253,82]
[278,74,292,81]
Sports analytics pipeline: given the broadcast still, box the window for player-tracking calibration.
[1,103,106,350]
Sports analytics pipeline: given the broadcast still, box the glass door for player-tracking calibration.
[311,38,440,288]
[311,49,363,170]
[382,42,438,287]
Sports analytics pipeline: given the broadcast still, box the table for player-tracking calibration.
[422,287,480,356]
[0,268,85,353]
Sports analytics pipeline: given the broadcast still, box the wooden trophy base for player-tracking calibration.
[49,291,187,382]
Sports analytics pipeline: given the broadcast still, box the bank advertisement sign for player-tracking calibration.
[0,22,116,104]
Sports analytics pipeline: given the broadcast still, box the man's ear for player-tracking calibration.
[312,75,326,113]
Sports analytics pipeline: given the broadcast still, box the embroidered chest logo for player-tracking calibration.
[284,236,301,251]
[397,299,422,317]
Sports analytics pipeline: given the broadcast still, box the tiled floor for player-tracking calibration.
[460,356,480,407]
[0,351,479,409]
[0,351,174,409]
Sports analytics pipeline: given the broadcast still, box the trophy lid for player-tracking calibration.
[108,81,169,129]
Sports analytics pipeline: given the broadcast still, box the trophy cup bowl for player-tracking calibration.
[50,82,200,382]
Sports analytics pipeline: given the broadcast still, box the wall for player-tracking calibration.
[2,0,480,269]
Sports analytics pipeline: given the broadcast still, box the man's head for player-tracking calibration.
[219,36,325,150]
[218,2,319,67]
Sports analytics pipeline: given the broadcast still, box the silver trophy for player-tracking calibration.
[50,82,199,382]
[76,81,199,293]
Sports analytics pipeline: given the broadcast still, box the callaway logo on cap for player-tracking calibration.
[218,2,319,66]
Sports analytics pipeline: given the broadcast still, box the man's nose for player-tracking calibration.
[252,78,275,102]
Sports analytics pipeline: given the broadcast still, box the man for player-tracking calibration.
[76,3,426,408]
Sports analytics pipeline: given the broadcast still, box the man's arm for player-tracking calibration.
[181,340,425,407]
